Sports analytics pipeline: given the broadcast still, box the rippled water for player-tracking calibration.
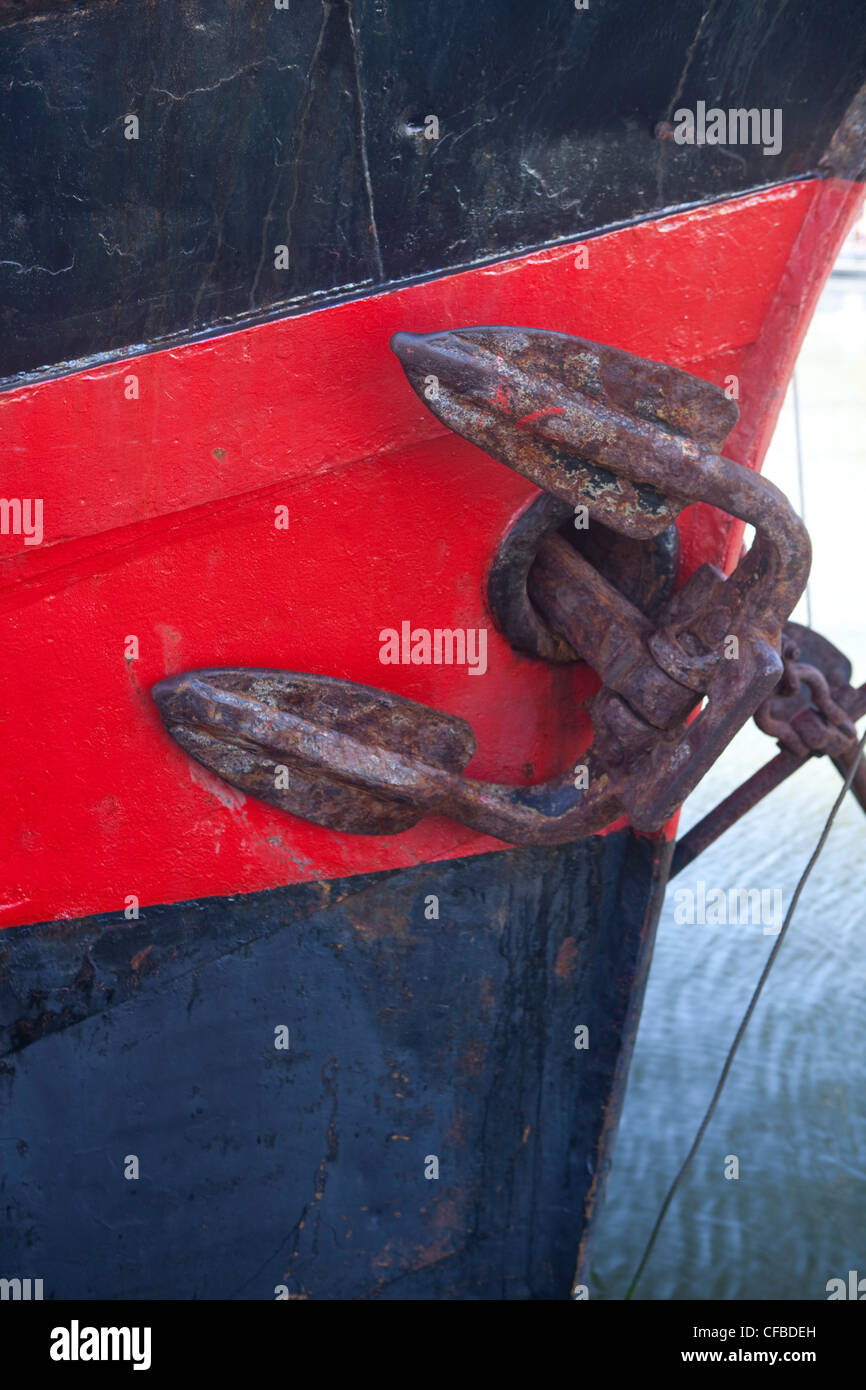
[587,268,866,1301]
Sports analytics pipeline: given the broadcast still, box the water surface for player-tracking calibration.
[588,267,866,1301]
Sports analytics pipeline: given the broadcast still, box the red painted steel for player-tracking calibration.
[1,178,862,928]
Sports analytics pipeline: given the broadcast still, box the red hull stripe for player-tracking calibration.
[1,179,862,929]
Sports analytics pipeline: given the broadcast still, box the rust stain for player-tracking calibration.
[130,944,153,972]
[347,900,417,943]
[554,936,578,980]
[457,1038,486,1077]
[445,1107,468,1146]
[431,1197,462,1233]
[478,975,496,1013]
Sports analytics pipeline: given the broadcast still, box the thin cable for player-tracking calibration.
[625,723,866,1300]
[792,370,813,629]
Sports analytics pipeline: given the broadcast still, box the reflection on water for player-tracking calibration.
[588,264,866,1301]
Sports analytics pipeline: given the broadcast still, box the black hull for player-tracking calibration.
[1,833,670,1299]
[1,0,864,384]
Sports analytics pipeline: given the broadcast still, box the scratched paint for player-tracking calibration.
[1,0,862,381]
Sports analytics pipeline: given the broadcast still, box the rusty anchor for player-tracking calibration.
[153,326,814,845]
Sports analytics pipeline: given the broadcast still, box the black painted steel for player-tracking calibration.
[1,0,864,381]
[0,833,670,1300]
